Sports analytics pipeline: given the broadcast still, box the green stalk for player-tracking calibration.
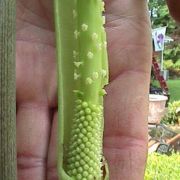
[54,0,109,179]
[0,0,17,180]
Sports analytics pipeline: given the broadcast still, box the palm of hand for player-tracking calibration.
[16,0,151,179]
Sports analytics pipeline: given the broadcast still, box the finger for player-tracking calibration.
[104,72,149,180]
[167,0,180,22]
[105,0,151,80]
[17,103,51,180]
[47,110,58,180]
[104,0,151,179]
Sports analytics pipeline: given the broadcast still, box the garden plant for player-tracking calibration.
[162,100,180,125]
[145,152,180,180]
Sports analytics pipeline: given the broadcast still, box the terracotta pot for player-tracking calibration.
[148,94,168,124]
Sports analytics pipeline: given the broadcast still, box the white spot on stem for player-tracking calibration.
[74,72,80,80]
[81,24,88,31]
[103,41,107,48]
[100,89,107,96]
[74,61,83,68]
[92,72,99,80]
[74,30,80,39]
[97,43,102,50]
[86,78,93,85]
[101,69,107,78]
[73,50,78,59]
[92,33,98,41]
[87,52,94,59]
[102,16,106,25]
[101,1,105,11]
[73,10,77,18]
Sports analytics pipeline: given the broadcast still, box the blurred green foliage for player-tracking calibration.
[145,152,180,180]
[149,0,178,34]
[162,100,180,124]
[164,59,180,76]
[149,0,180,66]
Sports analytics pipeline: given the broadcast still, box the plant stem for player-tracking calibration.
[54,0,109,179]
[0,1,17,179]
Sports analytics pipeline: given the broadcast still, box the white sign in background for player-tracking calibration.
[152,27,167,52]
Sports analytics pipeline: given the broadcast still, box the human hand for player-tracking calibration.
[16,0,178,179]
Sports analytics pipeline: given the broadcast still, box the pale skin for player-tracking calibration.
[16,0,179,179]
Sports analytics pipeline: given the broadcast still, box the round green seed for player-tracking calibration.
[82,136,88,142]
[79,133,84,138]
[82,101,88,108]
[76,155,81,161]
[83,121,89,127]
[86,115,92,121]
[88,174,94,179]
[85,108,91,114]
[89,151,95,159]
[87,126,92,132]
[84,147,90,154]
[76,174,82,180]
[77,138,82,144]
[74,111,79,117]
[87,132,92,138]
[77,167,83,173]
[69,164,75,170]
[75,128,80,134]
[80,152,86,158]
[67,170,72,176]
[93,117,98,122]
[94,107,100,113]
[80,159,85,165]
[79,110,85,116]
[76,99,82,104]
[71,150,76,156]
[74,118,80,123]
[80,116,85,121]
[89,121,95,127]
[86,141,91,148]
[76,147,81,153]
[88,167,94,173]
[80,143,85,149]
[91,112,97,118]
[83,171,88,177]
[72,134,78,139]
[81,128,87,134]
[75,161,80,168]
[83,164,89,170]
[89,104,97,111]
[72,168,77,175]
[76,105,82,111]
[79,123,83,129]
[84,156,90,162]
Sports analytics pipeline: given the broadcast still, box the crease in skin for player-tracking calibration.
[18,0,45,19]
[16,24,55,55]
[106,15,150,31]
[17,153,46,169]
[106,13,148,26]
[17,102,50,110]
[16,37,55,48]
[17,15,50,32]
[17,1,53,31]
[16,15,52,34]
[104,135,148,150]
[108,55,151,82]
